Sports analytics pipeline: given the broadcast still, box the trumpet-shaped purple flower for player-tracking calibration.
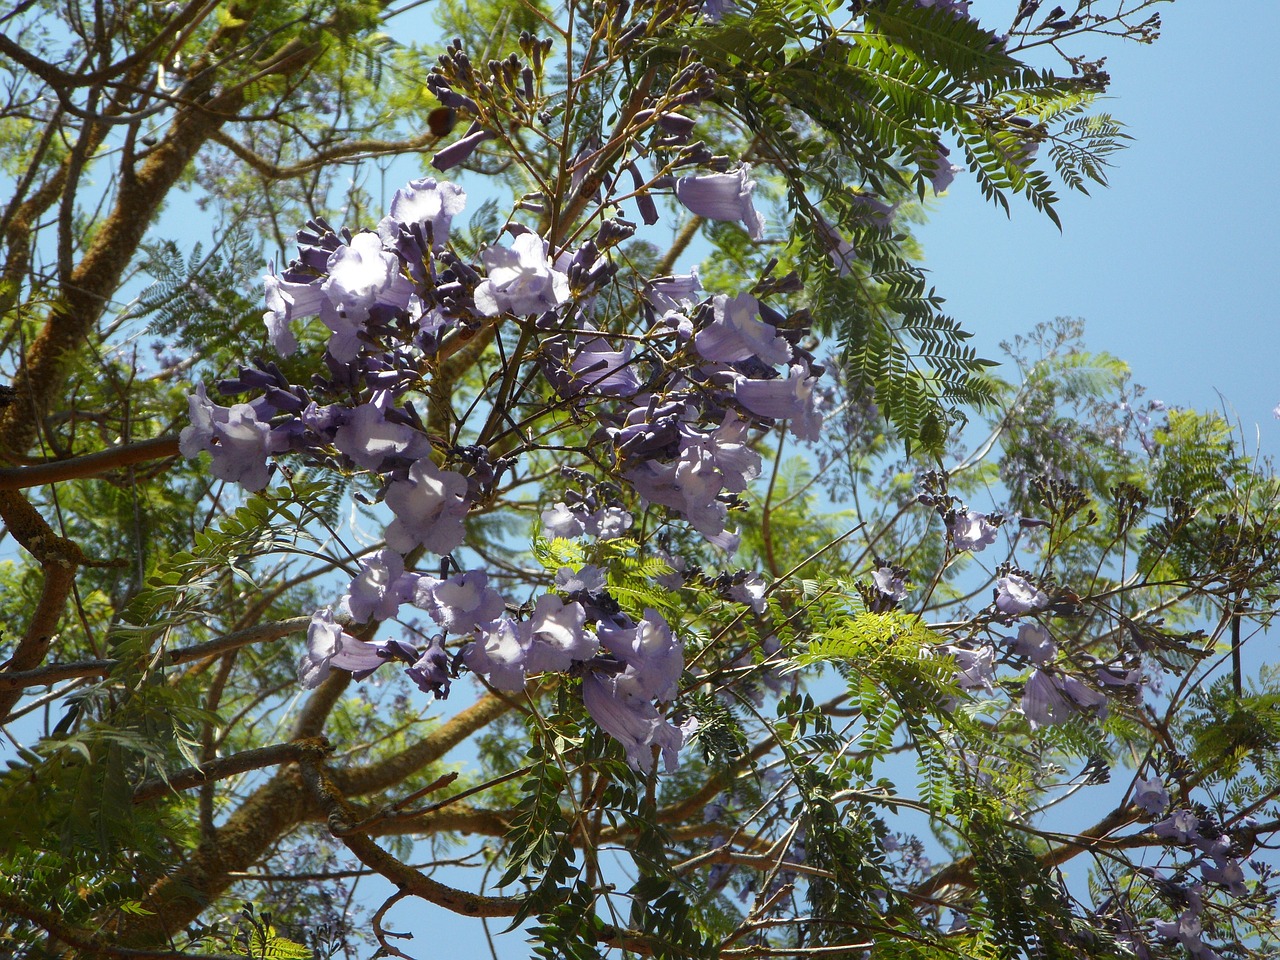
[345,549,420,623]
[555,564,607,596]
[333,391,431,471]
[949,510,998,552]
[1010,622,1056,664]
[728,573,768,613]
[298,607,389,688]
[943,643,995,694]
[523,594,597,673]
[872,567,909,603]
[1200,857,1248,897]
[377,177,466,249]
[1153,809,1202,844]
[925,142,959,194]
[263,271,329,356]
[995,573,1047,615]
[1133,775,1170,815]
[598,609,682,701]
[1021,668,1106,728]
[674,166,765,240]
[581,672,695,773]
[384,458,469,555]
[181,383,288,491]
[646,270,702,314]
[413,569,506,634]
[322,232,414,357]
[461,617,530,692]
[566,331,641,398]
[735,362,824,442]
[405,634,452,699]
[1152,911,1210,956]
[473,232,571,316]
[695,293,790,365]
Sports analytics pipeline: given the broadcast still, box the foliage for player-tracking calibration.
[2,2,1278,960]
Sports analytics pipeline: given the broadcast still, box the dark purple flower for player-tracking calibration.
[473,233,571,316]
[180,384,288,491]
[384,459,470,555]
[566,330,641,397]
[995,574,1047,615]
[695,293,790,365]
[674,166,765,240]
[431,124,496,171]
[405,634,452,699]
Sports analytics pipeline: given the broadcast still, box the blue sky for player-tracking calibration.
[919,0,1280,455]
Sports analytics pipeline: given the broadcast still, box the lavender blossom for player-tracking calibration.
[597,610,683,702]
[461,616,531,692]
[1200,857,1248,898]
[1133,775,1170,815]
[581,672,695,773]
[263,271,328,356]
[1010,622,1056,664]
[298,607,387,688]
[180,384,288,491]
[383,458,470,555]
[995,573,1047,615]
[674,166,766,240]
[345,549,419,623]
[322,232,414,358]
[872,567,909,603]
[1152,810,1202,844]
[728,573,768,613]
[377,177,466,249]
[949,510,998,552]
[413,569,506,634]
[734,362,824,441]
[473,232,571,316]
[332,391,431,471]
[695,293,790,365]
[523,594,597,673]
[1020,667,1109,728]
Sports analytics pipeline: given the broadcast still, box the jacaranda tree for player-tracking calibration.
[2,0,1278,957]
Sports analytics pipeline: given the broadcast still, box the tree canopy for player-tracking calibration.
[1,1,1278,958]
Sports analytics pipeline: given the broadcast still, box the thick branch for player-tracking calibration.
[0,435,181,489]
[133,736,333,804]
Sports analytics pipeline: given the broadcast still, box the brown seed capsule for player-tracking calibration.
[427,106,457,137]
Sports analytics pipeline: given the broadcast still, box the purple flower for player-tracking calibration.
[728,573,768,613]
[322,232,414,358]
[645,270,702,314]
[263,271,328,356]
[674,166,766,240]
[1010,623,1055,664]
[377,177,466,249]
[942,643,995,694]
[598,609,683,701]
[431,124,495,171]
[180,384,288,491]
[872,567,909,603]
[461,617,531,692]
[814,215,857,276]
[523,594,597,673]
[581,672,695,773]
[566,330,641,397]
[1200,857,1248,897]
[541,502,586,539]
[384,458,470,555]
[413,568,506,634]
[298,607,388,688]
[1152,911,1207,954]
[332,391,431,471]
[924,142,958,194]
[473,232,571,316]
[1152,809,1201,843]
[949,510,998,552]
[345,548,420,623]
[405,634,452,699]
[695,293,790,365]
[995,573,1047,615]
[556,564,606,598]
[734,362,824,442]
[1020,668,1109,728]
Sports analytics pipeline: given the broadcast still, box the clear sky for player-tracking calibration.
[919,0,1280,456]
